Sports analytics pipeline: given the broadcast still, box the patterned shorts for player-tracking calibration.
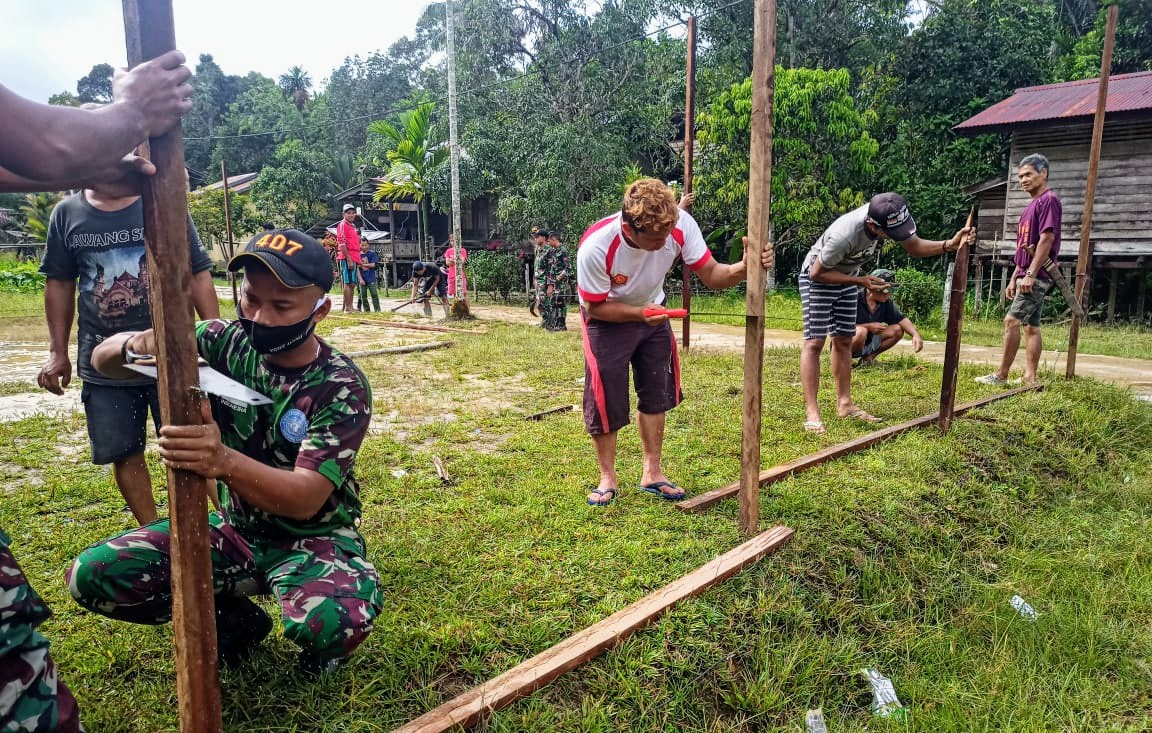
[799,270,858,340]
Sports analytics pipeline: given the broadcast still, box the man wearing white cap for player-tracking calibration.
[336,203,364,313]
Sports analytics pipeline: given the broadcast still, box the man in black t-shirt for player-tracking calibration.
[39,182,218,524]
[411,260,449,318]
[850,269,923,366]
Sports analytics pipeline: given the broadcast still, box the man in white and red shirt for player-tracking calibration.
[576,178,773,506]
[335,203,364,313]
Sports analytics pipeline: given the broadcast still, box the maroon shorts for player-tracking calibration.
[580,308,682,434]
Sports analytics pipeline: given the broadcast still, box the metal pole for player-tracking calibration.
[682,15,697,350]
[740,0,777,536]
[1066,2,1118,378]
[445,0,468,316]
[220,160,238,304]
[122,2,222,730]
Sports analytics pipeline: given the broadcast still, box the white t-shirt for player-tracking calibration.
[802,204,878,276]
[577,209,713,307]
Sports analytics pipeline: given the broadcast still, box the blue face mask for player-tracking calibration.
[237,297,326,355]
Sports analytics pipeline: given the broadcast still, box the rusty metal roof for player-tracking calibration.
[955,71,1152,134]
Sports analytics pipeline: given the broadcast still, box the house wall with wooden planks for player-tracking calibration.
[987,117,1152,259]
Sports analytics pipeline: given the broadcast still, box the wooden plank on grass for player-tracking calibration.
[391,524,795,733]
[525,404,575,421]
[343,342,452,358]
[680,384,1041,513]
[326,313,485,335]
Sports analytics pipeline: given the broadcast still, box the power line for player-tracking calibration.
[183,0,749,143]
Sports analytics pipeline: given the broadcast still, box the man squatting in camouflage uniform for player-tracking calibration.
[66,228,382,676]
[1,50,194,732]
[538,231,571,331]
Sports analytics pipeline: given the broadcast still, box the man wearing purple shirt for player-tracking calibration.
[977,153,1061,386]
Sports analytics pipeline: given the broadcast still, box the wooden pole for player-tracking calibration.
[938,208,975,433]
[680,384,1042,512]
[220,159,238,305]
[739,0,777,536]
[681,15,697,350]
[1066,2,1118,379]
[122,3,223,732]
[391,525,794,733]
[445,0,469,316]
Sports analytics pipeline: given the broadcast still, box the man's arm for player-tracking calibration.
[898,317,924,352]
[191,270,220,319]
[0,52,191,183]
[694,235,774,290]
[898,227,972,258]
[810,258,889,291]
[38,279,76,395]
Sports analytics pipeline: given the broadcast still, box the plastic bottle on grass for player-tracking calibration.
[805,708,829,733]
[861,668,907,720]
[1010,594,1038,620]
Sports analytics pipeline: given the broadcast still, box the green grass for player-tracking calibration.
[667,290,1152,360]
[3,321,1151,731]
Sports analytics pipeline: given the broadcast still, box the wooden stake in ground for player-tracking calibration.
[1066,2,1118,378]
[739,0,778,536]
[122,2,223,731]
[938,207,975,433]
[680,384,1041,512]
[391,525,794,733]
[681,15,697,350]
[220,159,238,304]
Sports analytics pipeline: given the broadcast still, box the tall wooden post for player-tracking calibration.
[220,160,238,305]
[122,3,223,731]
[681,15,697,349]
[1066,2,1118,378]
[938,209,975,433]
[740,0,777,536]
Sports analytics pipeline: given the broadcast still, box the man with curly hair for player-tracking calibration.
[576,178,773,506]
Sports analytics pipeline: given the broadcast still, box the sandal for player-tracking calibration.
[803,420,826,434]
[638,481,686,501]
[586,488,618,507]
[843,409,883,424]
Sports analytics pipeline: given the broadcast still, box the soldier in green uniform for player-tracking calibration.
[539,231,571,331]
[67,229,382,676]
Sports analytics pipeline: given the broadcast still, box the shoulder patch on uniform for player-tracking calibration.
[279,408,309,443]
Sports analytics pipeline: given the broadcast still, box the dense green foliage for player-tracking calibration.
[0,259,47,293]
[42,1,1152,274]
[466,250,522,301]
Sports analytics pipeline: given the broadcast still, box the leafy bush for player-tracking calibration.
[0,259,45,293]
[893,267,943,322]
[468,251,522,302]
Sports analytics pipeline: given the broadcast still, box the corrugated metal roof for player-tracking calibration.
[955,71,1152,133]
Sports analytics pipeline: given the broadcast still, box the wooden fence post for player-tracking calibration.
[681,15,697,350]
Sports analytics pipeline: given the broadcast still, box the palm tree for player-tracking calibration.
[19,192,61,241]
[278,66,312,113]
[368,102,448,261]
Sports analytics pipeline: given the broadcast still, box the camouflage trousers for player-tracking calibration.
[65,514,382,663]
[0,530,82,733]
[540,288,568,331]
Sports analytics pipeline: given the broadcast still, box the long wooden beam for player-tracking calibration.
[326,313,485,335]
[679,384,1041,513]
[525,404,575,421]
[391,525,794,733]
[343,342,452,358]
[122,2,222,731]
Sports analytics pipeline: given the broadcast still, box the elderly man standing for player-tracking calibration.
[799,193,972,433]
[976,154,1061,387]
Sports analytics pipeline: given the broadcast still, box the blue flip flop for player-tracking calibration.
[638,481,686,501]
[587,488,618,507]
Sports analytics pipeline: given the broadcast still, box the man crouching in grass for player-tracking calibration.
[66,229,382,676]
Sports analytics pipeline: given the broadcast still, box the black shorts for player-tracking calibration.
[580,308,682,435]
[81,382,161,465]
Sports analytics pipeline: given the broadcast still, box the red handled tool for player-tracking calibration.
[643,306,688,318]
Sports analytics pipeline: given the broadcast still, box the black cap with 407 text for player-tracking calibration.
[228,229,334,291]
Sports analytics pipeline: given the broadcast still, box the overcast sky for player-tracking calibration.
[1,0,432,103]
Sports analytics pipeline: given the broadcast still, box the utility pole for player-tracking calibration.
[220,160,238,304]
[446,0,469,316]
[682,15,697,350]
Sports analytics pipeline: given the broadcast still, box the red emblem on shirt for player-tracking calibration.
[611,273,629,285]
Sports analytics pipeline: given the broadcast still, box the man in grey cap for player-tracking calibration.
[799,193,972,433]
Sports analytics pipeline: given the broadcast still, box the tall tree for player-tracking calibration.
[251,140,333,230]
[19,193,62,241]
[369,102,448,258]
[278,66,313,112]
[210,76,302,175]
[76,63,114,103]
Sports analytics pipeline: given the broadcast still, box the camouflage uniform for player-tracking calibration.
[538,245,571,331]
[67,320,382,666]
[0,530,82,733]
